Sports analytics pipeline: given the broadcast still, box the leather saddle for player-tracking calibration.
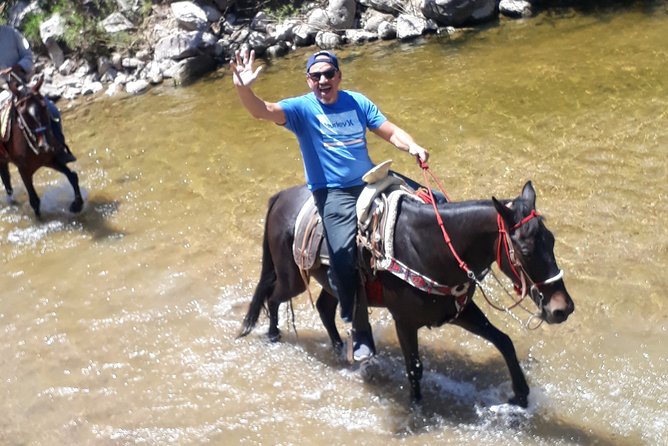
[292,160,409,272]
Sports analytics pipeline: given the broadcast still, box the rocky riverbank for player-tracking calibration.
[1,0,610,102]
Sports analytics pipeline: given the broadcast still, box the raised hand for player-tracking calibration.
[230,49,263,87]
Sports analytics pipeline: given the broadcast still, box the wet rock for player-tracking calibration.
[169,54,216,86]
[499,0,533,18]
[125,79,149,94]
[345,29,379,45]
[377,21,397,40]
[422,0,496,26]
[266,42,290,59]
[396,14,427,40]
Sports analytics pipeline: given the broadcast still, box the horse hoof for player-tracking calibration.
[268,330,281,343]
[508,395,529,408]
[70,200,84,213]
[358,356,379,382]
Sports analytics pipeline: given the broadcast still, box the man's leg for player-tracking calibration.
[313,186,375,360]
[45,98,76,163]
[313,186,361,322]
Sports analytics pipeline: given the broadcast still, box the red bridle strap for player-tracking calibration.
[512,209,540,230]
[497,214,526,296]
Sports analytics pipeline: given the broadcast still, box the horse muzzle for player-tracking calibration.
[541,289,574,324]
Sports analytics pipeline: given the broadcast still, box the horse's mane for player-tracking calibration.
[403,196,498,219]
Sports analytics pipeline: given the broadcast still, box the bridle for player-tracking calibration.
[12,89,51,155]
[495,209,564,312]
[418,162,564,326]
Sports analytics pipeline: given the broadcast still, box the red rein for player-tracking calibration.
[417,162,540,287]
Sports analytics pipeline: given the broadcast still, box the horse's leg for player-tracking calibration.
[18,168,41,218]
[267,298,281,342]
[394,320,423,403]
[315,289,343,351]
[265,275,307,342]
[0,162,13,197]
[452,302,530,408]
[49,162,83,213]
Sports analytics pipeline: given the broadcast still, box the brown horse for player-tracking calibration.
[238,180,574,407]
[0,75,83,218]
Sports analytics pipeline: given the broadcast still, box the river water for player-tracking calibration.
[1,5,666,445]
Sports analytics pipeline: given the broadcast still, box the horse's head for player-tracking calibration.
[9,75,58,152]
[492,181,575,324]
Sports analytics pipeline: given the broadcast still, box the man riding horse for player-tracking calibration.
[231,49,430,361]
[0,22,76,165]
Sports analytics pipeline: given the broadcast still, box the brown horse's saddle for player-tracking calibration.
[292,160,413,272]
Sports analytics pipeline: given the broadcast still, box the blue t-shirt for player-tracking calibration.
[279,90,387,190]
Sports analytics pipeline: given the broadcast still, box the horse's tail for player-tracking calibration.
[238,193,280,338]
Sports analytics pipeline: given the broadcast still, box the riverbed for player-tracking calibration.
[1,5,666,445]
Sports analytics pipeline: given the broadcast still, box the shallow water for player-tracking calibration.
[1,5,666,445]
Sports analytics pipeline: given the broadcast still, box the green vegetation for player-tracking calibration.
[1,0,152,60]
[268,3,302,21]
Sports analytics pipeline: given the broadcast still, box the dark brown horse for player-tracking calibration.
[0,74,83,218]
[238,180,574,407]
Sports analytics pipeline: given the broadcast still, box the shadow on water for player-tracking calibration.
[70,197,125,240]
[36,196,125,240]
[272,328,638,445]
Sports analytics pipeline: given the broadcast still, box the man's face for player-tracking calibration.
[306,61,341,104]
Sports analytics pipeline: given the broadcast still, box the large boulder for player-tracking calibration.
[499,0,532,18]
[315,31,343,49]
[154,31,202,61]
[421,0,496,26]
[169,54,217,86]
[396,13,427,40]
[39,14,66,68]
[170,1,209,31]
[327,0,357,30]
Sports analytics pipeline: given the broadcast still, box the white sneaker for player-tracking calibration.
[353,343,373,361]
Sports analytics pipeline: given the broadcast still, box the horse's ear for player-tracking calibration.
[493,197,516,227]
[521,181,536,209]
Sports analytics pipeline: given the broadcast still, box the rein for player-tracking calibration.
[416,161,561,328]
[418,161,476,281]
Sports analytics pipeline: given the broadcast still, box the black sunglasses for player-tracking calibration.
[307,68,338,81]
